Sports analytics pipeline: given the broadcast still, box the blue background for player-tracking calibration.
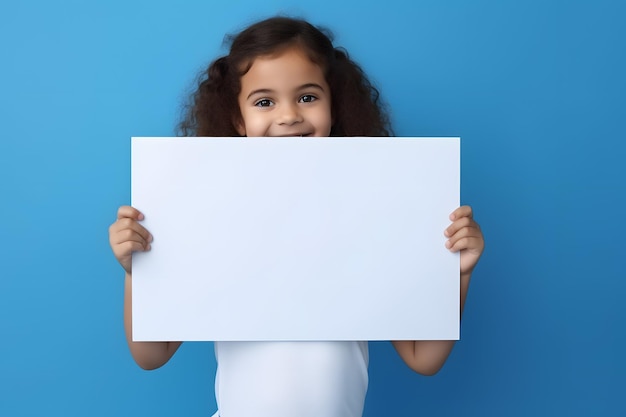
[1,0,624,416]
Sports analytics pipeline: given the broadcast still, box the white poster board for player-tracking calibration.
[131,137,460,341]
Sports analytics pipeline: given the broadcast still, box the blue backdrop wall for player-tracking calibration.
[1,1,624,416]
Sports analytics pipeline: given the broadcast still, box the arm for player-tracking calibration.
[393,205,484,376]
[110,205,182,370]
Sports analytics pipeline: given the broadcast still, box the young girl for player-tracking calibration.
[109,16,484,417]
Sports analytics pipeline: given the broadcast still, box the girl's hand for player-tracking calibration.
[444,206,484,276]
[109,206,152,274]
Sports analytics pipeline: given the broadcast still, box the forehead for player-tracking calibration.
[240,46,328,91]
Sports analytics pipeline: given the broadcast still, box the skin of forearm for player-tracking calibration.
[124,272,182,370]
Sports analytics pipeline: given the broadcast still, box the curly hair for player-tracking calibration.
[177,16,391,137]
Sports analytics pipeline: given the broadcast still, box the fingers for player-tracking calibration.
[449,205,472,221]
[117,205,144,221]
[444,216,475,239]
[110,225,152,250]
[109,206,153,257]
[445,225,483,252]
[108,206,152,274]
[445,205,484,252]
[116,240,150,256]
[110,217,152,244]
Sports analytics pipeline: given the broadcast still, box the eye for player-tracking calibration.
[254,99,274,107]
[299,95,317,103]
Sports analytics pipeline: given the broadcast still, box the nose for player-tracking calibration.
[277,103,303,125]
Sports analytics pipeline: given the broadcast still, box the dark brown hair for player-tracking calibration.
[177,16,391,137]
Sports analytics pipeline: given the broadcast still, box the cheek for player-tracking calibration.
[240,111,270,136]
[316,106,333,135]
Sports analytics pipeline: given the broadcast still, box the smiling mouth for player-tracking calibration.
[277,133,312,137]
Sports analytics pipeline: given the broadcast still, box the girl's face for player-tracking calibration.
[236,46,332,137]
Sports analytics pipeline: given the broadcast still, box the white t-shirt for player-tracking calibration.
[213,341,369,417]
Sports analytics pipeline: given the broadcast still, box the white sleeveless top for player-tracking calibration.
[213,341,369,417]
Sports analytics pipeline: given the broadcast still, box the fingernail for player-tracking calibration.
[138,213,145,220]
[445,241,451,249]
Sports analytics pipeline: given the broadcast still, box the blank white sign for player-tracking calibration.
[131,137,460,341]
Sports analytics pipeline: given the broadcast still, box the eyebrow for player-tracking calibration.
[246,83,326,100]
